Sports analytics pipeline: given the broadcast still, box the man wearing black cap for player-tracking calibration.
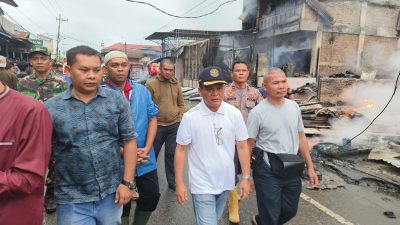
[174,66,252,225]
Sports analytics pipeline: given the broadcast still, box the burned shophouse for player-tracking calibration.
[243,0,400,103]
[146,29,254,88]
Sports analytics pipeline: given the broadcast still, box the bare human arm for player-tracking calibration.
[115,139,138,206]
[137,117,157,164]
[298,132,318,188]
[236,140,252,200]
[247,138,255,151]
[174,144,188,206]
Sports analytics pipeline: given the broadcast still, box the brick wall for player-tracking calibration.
[363,36,399,74]
[319,33,359,76]
[365,4,399,37]
[323,1,361,26]
[319,78,361,103]
[318,78,393,103]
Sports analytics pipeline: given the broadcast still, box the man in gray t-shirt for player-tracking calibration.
[247,68,318,225]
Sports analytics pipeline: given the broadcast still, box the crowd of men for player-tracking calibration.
[0,45,318,225]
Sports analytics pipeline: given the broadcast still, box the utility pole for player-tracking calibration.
[56,14,68,61]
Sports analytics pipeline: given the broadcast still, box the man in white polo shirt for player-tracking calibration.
[174,66,252,225]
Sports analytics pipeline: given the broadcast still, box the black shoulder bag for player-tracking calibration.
[253,147,305,178]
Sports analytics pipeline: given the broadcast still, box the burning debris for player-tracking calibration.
[329,71,360,79]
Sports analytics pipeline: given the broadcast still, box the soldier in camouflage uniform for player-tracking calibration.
[18,46,67,102]
[17,46,67,214]
[223,61,263,224]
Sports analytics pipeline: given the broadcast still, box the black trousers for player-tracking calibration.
[252,153,302,225]
[122,170,160,216]
[153,122,179,187]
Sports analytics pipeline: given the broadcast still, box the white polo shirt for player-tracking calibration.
[176,100,248,194]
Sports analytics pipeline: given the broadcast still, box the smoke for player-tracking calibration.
[217,34,252,69]
[313,43,400,147]
[240,0,258,20]
[272,45,312,74]
[363,43,400,77]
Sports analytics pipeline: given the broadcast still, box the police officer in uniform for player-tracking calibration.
[223,61,263,223]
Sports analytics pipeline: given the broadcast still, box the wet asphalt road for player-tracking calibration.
[45,149,400,225]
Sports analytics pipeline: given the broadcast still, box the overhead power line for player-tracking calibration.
[125,0,237,18]
[39,0,58,17]
[15,8,48,33]
[61,34,102,48]
[157,0,210,31]
[3,11,31,33]
[54,0,65,15]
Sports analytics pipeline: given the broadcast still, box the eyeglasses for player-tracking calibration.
[214,127,222,145]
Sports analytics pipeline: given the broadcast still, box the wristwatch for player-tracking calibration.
[242,175,253,180]
[121,179,137,191]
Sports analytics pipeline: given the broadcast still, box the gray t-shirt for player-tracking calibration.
[247,99,304,164]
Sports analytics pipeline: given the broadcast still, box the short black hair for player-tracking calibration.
[52,62,63,68]
[66,45,102,66]
[231,60,249,71]
[160,58,174,68]
[5,62,13,70]
[17,61,30,71]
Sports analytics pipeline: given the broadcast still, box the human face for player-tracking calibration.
[55,66,63,74]
[67,54,103,96]
[231,63,249,85]
[104,57,129,86]
[159,63,174,79]
[29,53,52,74]
[148,62,160,75]
[262,71,288,99]
[198,83,225,112]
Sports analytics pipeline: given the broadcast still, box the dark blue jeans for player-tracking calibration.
[252,154,302,225]
[153,122,180,187]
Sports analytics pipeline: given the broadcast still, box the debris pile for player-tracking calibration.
[329,70,360,79]
[291,82,318,104]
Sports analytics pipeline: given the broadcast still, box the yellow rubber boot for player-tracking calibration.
[228,188,240,223]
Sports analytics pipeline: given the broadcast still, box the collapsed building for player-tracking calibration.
[146,1,400,191]
[244,0,400,77]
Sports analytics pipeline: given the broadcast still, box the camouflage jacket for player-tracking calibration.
[17,72,67,102]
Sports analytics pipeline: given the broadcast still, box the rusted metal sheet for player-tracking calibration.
[368,149,400,168]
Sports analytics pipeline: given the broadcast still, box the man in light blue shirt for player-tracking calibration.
[104,51,160,225]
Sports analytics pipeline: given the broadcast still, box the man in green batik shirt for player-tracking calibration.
[17,46,67,214]
[18,46,67,102]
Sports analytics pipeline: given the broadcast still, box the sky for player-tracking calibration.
[1,0,243,55]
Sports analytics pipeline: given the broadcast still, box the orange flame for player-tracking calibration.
[363,98,374,109]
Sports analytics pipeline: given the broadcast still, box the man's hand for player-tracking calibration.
[307,168,319,188]
[238,179,252,200]
[175,183,188,206]
[115,184,134,207]
[137,148,149,164]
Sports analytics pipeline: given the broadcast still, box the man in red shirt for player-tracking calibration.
[0,81,53,225]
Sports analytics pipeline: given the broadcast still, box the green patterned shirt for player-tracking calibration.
[17,72,67,102]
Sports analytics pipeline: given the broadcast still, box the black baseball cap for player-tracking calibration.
[198,66,227,86]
